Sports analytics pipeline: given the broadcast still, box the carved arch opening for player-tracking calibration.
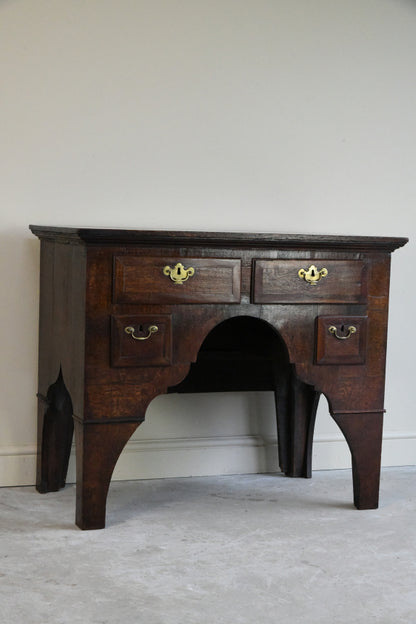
[168,315,320,478]
[169,315,291,395]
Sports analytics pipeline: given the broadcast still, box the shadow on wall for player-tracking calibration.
[0,228,40,440]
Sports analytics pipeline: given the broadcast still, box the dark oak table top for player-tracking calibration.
[29,225,408,252]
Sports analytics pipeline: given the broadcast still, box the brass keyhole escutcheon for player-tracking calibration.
[163,262,195,284]
[298,265,328,285]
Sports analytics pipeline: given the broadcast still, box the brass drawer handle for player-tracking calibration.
[163,262,195,284]
[298,265,328,285]
[124,325,159,341]
[328,325,357,340]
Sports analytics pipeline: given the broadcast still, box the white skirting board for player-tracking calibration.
[1,431,415,487]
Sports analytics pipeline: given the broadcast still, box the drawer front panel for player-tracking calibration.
[252,259,367,304]
[111,314,172,367]
[315,315,368,365]
[113,256,241,304]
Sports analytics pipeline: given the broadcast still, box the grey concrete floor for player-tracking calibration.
[1,467,415,624]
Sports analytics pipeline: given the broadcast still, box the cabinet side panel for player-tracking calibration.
[37,241,86,418]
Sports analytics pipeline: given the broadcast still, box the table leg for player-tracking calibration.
[74,419,140,530]
[332,411,384,509]
[275,370,320,478]
[36,369,74,493]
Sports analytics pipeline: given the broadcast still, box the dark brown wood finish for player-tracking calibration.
[315,315,368,365]
[29,226,408,529]
[253,259,367,304]
[113,256,241,304]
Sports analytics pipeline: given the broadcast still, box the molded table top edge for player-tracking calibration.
[29,225,409,253]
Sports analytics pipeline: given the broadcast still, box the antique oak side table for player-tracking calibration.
[29,226,407,530]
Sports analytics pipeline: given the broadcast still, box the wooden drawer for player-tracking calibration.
[111,314,172,367]
[113,256,241,304]
[315,315,368,365]
[252,259,367,304]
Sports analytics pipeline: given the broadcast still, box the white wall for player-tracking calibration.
[1,0,415,486]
